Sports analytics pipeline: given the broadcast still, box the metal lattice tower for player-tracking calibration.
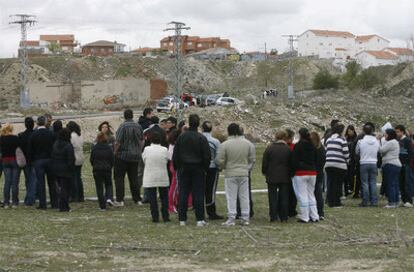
[164,21,190,99]
[282,35,297,100]
[9,14,37,108]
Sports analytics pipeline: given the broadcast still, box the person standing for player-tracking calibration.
[262,130,292,222]
[325,124,349,208]
[90,132,114,210]
[310,132,326,220]
[345,125,357,196]
[380,129,402,208]
[355,125,380,207]
[142,131,170,223]
[0,124,20,208]
[217,123,256,226]
[114,109,144,206]
[202,121,223,220]
[291,128,319,223]
[138,108,153,204]
[18,117,36,206]
[67,121,85,202]
[173,114,211,227]
[98,121,115,150]
[395,125,413,207]
[285,129,297,217]
[29,116,57,209]
[51,128,75,212]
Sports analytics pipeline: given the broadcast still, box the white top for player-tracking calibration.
[380,139,401,167]
[356,135,380,165]
[71,132,85,166]
[142,144,169,188]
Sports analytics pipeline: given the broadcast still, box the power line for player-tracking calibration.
[282,34,297,101]
[163,21,190,119]
[9,14,37,108]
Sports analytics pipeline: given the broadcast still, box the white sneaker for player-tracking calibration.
[137,201,143,206]
[113,201,124,207]
[179,221,186,226]
[196,220,208,227]
[403,202,413,208]
[240,220,250,226]
[222,219,236,227]
[340,196,346,200]
[384,204,397,209]
[106,199,114,206]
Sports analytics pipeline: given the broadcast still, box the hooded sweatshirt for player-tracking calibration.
[356,135,380,165]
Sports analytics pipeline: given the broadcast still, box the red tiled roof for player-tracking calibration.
[386,47,414,56]
[335,48,346,51]
[356,35,389,43]
[82,40,120,47]
[40,34,74,41]
[309,29,354,38]
[362,50,398,60]
[20,40,39,46]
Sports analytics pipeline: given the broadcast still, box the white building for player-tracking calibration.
[383,47,414,63]
[355,35,390,53]
[355,50,397,69]
[297,30,355,60]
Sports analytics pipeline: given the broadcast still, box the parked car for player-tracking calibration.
[156,96,188,112]
[215,96,240,106]
[206,94,223,106]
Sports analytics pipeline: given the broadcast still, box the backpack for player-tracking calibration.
[16,147,27,168]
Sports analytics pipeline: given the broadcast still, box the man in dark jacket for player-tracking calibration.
[173,114,211,227]
[29,116,57,209]
[18,117,36,206]
[91,132,114,210]
[395,125,413,207]
[51,128,75,212]
[262,130,292,222]
[138,108,153,131]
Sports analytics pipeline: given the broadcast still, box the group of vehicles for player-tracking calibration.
[156,92,240,112]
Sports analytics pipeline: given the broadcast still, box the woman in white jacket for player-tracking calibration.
[142,131,170,223]
[67,121,85,202]
[380,128,402,208]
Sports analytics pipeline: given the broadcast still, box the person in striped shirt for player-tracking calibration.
[325,124,350,208]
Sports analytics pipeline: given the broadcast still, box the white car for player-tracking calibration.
[156,96,188,112]
[215,97,240,106]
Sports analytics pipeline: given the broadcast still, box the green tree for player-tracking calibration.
[342,61,361,88]
[312,69,339,90]
[47,42,62,54]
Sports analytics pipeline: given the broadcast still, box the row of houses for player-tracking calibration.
[21,34,126,57]
[297,29,414,68]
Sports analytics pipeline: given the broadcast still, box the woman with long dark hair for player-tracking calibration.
[67,121,85,202]
[292,128,319,223]
[345,125,357,196]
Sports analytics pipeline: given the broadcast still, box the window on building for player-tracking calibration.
[377,38,380,42]
[101,48,105,53]
[169,42,173,46]
[197,43,202,48]
[319,42,323,46]
[187,42,193,46]
[329,43,332,46]
[163,42,167,47]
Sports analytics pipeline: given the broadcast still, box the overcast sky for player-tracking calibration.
[0,0,413,58]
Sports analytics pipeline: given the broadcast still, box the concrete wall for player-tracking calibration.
[81,78,150,108]
[29,78,151,109]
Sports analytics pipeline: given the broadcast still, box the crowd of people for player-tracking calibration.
[0,109,413,226]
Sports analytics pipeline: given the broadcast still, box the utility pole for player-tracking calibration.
[164,21,191,101]
[282,35,297,100]
[9,14,37,108]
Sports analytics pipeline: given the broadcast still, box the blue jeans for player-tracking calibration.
[360,164,378,205]
[383,164,401,205]
[34,159,56,209]
[3,161,20,206]
[22,165,37,205]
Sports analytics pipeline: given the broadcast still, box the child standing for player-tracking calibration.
[90,132,114,210]
[142,131,170,223]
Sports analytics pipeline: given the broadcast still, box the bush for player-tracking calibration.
[355,69,381,91]
[342,61,361,88]
[312,69,339,90]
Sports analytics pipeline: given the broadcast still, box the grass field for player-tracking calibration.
[0,145,413,271]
